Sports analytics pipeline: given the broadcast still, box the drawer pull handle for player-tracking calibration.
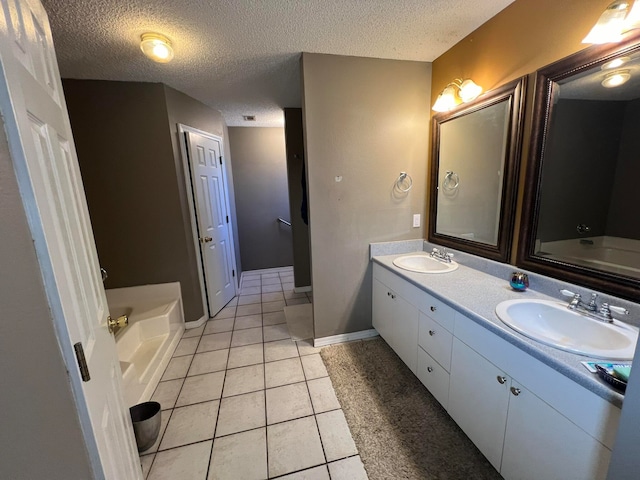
[496,376,507,384]
[428,330,435,336]
[430,306,437,312]
[427,366,434,373]
[510,386,521,396]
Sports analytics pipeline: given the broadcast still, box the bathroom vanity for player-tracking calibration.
[371,245,633,480]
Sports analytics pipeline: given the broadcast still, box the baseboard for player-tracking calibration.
[294,285,312,293]
[185,315,208,329]
[313,329,379,347]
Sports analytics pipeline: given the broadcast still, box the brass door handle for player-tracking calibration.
[107,315,129,334]
[200,236,213,243]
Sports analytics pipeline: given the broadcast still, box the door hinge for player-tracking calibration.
[219,156,222,165]
[226,215,229,223]
[74,342,91,382]
[232,269,235,277]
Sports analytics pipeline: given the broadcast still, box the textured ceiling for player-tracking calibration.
[41,0,515,126]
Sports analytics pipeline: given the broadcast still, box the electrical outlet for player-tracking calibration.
[413,214,421,228]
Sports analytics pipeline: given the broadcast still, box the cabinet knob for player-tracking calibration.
[427,366,434,373]
[496,376,507,384]
[387,292,391,296]
[430,306,437,312]
[428,330,435,336]
[391,294,396,299]
[510,386,521,396]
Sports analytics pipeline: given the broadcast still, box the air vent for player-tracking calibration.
[243,115,256,121]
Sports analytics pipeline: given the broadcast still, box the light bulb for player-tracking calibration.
[601,56,630,69]
[582,0,631,44]
[601,70,631,87]
[459,79,483,103]
[140,33,174,63]
[432,85,458,112]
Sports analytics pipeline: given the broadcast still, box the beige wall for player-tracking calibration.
[0,116,93,477]
[302,53,431,338]
[228,127,293,271]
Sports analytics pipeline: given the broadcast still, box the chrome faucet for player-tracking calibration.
[560,289,629,323]
[430,247,454,263]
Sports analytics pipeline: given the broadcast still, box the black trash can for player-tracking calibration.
[129,401,161,452]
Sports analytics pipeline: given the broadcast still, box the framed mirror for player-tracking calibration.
[429,77,526,262]
[518,37,640,301]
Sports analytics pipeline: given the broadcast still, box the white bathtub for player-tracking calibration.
[106,283,185,407]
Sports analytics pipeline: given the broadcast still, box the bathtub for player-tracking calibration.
[538,236,640,277]
[106,282,185,407]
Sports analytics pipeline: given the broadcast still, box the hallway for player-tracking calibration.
[141,266,368,479]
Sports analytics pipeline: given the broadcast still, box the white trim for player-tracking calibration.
[294,285,312,293]
[177,124,239,318]
[185,315,208,329]
[313,329,379,347]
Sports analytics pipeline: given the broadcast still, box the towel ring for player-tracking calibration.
[442,171,459,191]
[396,172,413,192]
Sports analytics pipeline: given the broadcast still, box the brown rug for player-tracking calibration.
[320,338,502,480]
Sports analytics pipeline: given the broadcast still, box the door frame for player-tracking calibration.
[178,124,238,324]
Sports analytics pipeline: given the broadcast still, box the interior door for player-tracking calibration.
[186,131,236,316]
[0,1,141,478]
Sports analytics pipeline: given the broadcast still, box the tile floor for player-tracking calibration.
[141,266,369,480]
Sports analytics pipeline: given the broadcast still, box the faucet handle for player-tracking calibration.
[560,289,580,298]
[608,304,629,316]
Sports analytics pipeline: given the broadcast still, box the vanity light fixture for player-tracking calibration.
[140,33,174,63]
[601,69,631,87]
[432,78,483,112]
[583,0,640,44]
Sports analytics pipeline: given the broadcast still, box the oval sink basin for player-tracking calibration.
[393,254,459,274]
[495,299,638,360]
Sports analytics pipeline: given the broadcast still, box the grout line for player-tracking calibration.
[262,305,270,479]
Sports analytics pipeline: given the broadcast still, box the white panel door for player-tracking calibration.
[187,132,235,316]
[0,1,141,478]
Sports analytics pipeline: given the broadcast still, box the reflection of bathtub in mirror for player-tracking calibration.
[537,237,640,277]
[106,282,185,407]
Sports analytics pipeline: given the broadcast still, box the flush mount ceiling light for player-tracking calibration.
[432,78,483,112]
[140,33,174,63]
[583,0,640,44]
[602,69,631,87]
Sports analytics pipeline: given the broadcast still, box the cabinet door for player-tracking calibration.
[501,381,611,480]
[417,347,450,408]
[449,338,510,470]
[372,278,419,373]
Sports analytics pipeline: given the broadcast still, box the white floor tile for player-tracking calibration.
[227,343,264,369]
[263,323,291,342]
[301,354,328,380]
[263,311,286,325]
[183,325,205,338]
[162,356,192,381]
[174,337,199,357]
[197,332,232,353]
[265,357,305,389]
[234,314,263,330]
[296,340,322,356]
[267,416,326,477]
[236,303,262,317]
[151,379,184,410]
[277,465,330,480]
[327,456,368,480]
[223,363,264,397]
[188,349,229,376]
[216,390,266,437]
[316,410,358,462]
[281,282,295,291]
[262,272,280,279]
[209,428,268,480]
[226,297,239,306]
[307,377,341,413]
[262,283,283,293]
[238,294,262,305]
[147,440,212,480]
[264,339,299,362]
[261,276,281,286]
[159,401,219,450]
[231,327,263,347]
[240,286,261,295]
[140,454,154,479]
[205,318,235,335]
[262,301,286,314]
[242,279,261,288]
[213,306,236,319]
[176,371,225,407]
[266,382,313,425]
[262,292,284,303]
[284,290,308,300]
[286,297,311,306]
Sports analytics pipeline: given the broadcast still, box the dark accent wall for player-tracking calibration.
[228,127,293,271]
[284,108,311,287]
[64,79,238,322]
[537,100,624,242]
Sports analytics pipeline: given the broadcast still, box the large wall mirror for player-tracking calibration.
[429,77,526,262]
[518,37,640,301]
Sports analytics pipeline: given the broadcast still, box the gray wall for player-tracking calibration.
[284,108,311,288]
[537,99,624,242]
[302,53,431,338]
[0,117,93,478]
[229,127,293,271]
[64,79,238,323]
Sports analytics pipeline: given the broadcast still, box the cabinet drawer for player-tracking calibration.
[418,312,453,371]
[416,295,455,333]
[417,347,450,409]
